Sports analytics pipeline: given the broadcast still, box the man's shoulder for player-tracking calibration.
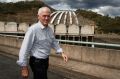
[29,23,39,30]
[30,22,38,27]
[48,26,54,32]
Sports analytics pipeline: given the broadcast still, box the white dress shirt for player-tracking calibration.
[17,21,63,66]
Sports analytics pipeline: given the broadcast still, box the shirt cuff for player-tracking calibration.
[56,48,63,54]
[16,60,27,67]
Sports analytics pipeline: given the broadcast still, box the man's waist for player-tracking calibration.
[30,56,49,61]
[30,51,50,59]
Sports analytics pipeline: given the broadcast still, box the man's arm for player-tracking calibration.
[49,27,68,62]
[51,37,68,62]
[17,28,35,78]
[61,52,68,62]
[17,28,34,66]
[21,66,29,78]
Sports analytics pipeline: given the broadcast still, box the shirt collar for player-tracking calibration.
[38,21,47,30]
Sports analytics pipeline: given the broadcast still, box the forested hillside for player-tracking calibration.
[76,9,120,34]
[0,1,55,23]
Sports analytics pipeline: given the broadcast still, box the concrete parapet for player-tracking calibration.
[51,44,120,69]
[0,36,22,48]
[68,24,79,35]
[0,21,5,31]
[5,22,17,32]
[18,23,29,32]
[81,25,94,34]
[55,24,67,34]
[0,21,95,36]
[50,45,120,79]
[49,55,120,79]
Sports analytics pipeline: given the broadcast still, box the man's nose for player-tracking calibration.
[45,16,49,19]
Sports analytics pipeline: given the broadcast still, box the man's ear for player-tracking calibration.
[37,15,39,19]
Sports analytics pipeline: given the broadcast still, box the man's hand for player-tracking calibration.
[21,66,29,78]
[61,52,68,62]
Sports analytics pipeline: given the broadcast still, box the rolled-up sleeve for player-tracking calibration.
[17,28,35,66]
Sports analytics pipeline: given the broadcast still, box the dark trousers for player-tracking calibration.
[29,56,49,79]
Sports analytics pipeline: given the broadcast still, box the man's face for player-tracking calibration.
[38,11,51,27]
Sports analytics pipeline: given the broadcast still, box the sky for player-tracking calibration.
[0,0,120,17]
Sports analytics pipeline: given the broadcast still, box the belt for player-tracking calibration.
[30,56,49,61]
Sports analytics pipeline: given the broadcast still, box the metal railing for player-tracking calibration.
[0,34,24,39]
[0,34,120,49]
[58,39,120,48]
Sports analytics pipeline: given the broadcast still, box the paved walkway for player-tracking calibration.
[0,52,103,79]
[0,54,68,79]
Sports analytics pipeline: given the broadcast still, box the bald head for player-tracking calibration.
[38,7,51,15]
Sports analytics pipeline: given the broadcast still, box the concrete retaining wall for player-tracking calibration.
[0,21,29,32]
[81,25,94,34]
[0,21,5,31]
[18,23,29,32]
[0,21,94,35]
[0,36,120,79]
[5,22,17,32]
[68,24,79,35]
[55,24,67,34]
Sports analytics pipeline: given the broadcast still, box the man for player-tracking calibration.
[17,7,68,79]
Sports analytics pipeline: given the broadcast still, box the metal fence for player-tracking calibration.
[0,33,120,50]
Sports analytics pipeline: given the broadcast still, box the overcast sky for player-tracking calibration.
[0,0,120,17]
[43,0,120,17]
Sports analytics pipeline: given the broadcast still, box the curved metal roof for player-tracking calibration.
[50,11,79,26]
[50,11,95,26]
